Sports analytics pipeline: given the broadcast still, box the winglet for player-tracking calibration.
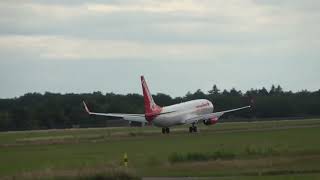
[249,97,255,108]
[83,101,91,114]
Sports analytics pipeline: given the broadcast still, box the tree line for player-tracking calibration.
[0,85,319,131]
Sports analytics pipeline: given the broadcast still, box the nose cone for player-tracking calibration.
[207,100,214,112]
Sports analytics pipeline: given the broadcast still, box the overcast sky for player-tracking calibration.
[0,0,319,98]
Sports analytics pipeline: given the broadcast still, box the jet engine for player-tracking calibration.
[203,116,219,125]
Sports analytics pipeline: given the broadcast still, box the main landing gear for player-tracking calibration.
[162,127,170,134]
[189,123,198,133]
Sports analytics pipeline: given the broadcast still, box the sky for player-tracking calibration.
[0,0,319,98]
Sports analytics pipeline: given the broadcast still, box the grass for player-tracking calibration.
[168,150,235,163]
[0,119,320,179]
[167,145,282,163]
[3,167,140,180]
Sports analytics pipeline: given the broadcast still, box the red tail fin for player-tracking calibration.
[141,76,162,122]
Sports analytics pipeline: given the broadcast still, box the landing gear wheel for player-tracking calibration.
[193,126,197,132]
[162,127,170,134]
[162,128,166,134]
[189,124,198,133]
[165,127,170,134]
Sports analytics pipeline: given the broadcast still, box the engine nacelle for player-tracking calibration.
[203,116,219,126]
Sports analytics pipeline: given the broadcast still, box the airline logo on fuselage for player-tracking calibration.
[196,102,210,109]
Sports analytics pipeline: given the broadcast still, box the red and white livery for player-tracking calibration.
[83,76,250,134]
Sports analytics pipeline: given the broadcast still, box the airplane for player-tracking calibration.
[83,76,251,134]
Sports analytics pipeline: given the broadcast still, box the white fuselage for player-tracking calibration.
[152,99,214,127]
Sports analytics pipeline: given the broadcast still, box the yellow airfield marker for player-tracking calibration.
[123,152,128,167]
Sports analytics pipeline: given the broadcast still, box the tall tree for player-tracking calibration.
[208,85,220,96]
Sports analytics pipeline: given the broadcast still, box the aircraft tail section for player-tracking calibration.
[141,76,162,122]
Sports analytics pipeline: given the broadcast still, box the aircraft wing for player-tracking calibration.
[208,105,251,119]
[83,101,147,123]
[184,105,251,124]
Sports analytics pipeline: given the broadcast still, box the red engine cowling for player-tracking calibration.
[203,116,219,125]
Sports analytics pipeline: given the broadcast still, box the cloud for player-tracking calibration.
[1,33,316,63]
[0,35,236,61]
[0,0,319,97]
[87,1,207,14]
[1,0,319,43]
[1,0,319,62]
